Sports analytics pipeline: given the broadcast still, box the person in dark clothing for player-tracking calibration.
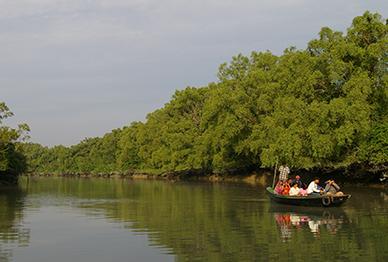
[292,175,306,189]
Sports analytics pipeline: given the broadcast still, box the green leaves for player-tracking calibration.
[20,12,388,175]
[360,123,388,166]
[0,102,29,175]
[0,102,14,122]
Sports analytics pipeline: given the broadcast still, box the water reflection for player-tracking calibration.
[380,191,388,201]
[0,178,386,262]
[271,206,348,241]
[0,186,29,262]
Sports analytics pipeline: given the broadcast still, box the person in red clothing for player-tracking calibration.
[274,181,284,194]
[282,179,292,195]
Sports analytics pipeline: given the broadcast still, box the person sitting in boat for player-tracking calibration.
[289,183,301,196]
[307,178,324,196]
[274,181,284,194]
[293,176,308,196]
[282,179,291,195]
[289,183,308,196]
[324,179,344,196]
[292,175,306,189]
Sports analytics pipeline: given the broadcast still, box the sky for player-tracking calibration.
[1,0,387,146]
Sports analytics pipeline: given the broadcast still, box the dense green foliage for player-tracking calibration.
[22,12,387,175]
[0,102,29,179]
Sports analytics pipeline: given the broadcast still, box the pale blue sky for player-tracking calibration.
[1,0,387,146]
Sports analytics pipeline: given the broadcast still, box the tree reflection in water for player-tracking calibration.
[5,178,388,262]
[272,206,348,241]
[0,187,29,262]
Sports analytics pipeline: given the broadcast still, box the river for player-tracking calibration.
[0,177,387,262]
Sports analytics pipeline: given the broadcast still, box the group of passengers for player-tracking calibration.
[274,165,344,197]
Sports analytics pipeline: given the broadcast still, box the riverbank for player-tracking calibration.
[21,167,387,187]
[0,174,19,186]
[22,170,272,186]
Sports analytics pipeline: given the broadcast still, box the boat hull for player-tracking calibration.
[266,187,351,207]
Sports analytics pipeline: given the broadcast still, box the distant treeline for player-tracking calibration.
[19,12,388,176]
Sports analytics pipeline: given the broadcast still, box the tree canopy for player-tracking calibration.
[21,12,387,175]
[0,102,29,179]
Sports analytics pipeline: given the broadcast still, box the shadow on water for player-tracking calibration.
[0,186,29,262]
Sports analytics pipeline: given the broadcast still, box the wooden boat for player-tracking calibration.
[266,187,351,207]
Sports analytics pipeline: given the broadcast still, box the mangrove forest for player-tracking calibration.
[1,12,387,180]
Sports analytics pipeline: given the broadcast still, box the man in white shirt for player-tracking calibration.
[307,178,323,195]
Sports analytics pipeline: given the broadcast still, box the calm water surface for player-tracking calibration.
[0,177,387,262]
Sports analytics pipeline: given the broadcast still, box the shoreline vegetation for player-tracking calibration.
[0,103,29,185]
[21,167,386,187]
[1,12,388,186]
